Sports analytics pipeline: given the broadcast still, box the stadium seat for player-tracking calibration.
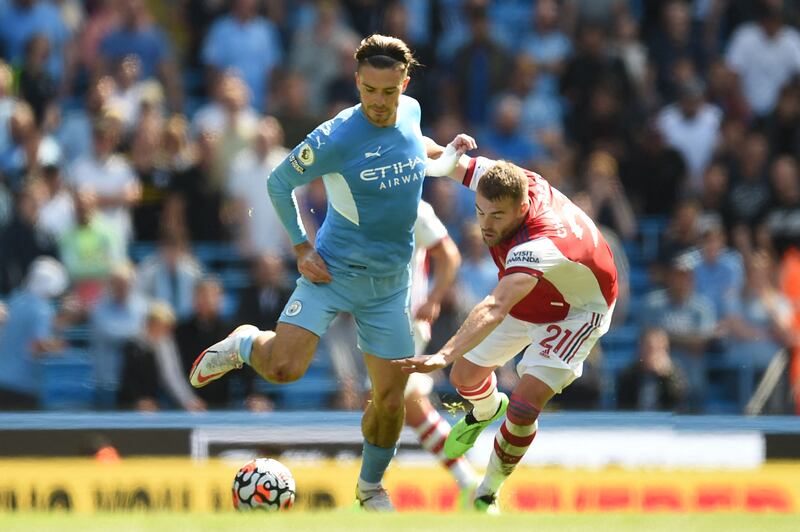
[129,241,157,264]
[193,242,247,269]
[599,325,640,409]
[219,268,252,291]
[39,349,95,410]
[628,266,652,293]
[638,216,668,262]
[62,324,92,348]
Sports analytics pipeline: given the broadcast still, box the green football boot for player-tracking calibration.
[474,492,500,515]
[444,393,509,459]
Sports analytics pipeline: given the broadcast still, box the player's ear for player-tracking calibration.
[401,75,410,92]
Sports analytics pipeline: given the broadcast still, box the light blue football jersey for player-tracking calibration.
[268,95,427,277]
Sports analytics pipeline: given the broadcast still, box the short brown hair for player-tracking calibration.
[477,161,527,203]
[354,34,419,71]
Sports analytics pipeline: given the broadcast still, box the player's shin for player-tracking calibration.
[477,394,539,498]
[457,372,502,421]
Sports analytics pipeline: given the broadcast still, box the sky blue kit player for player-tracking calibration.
[188,34,477,511]
[267,94,426,358]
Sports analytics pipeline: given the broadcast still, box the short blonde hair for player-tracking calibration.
[477,161,527,203]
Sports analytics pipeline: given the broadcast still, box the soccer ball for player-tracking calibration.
[232,458,296,511]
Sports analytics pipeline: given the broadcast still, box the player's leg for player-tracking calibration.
[189,276,339,387]
[443,317,532,460]
[475,307,615,512]
[404,321,478,496]
[357,353,408,510]
[405,373,479,496]
[352,271,414,511]
[472,373,552,513]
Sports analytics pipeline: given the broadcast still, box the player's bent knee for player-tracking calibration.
[264,361,306,384]
[449,364,485,391]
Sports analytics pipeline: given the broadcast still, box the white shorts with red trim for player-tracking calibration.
[463,303,615,393]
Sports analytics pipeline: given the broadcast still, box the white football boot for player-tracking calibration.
[356,487,395,512]
[189,324,258,388]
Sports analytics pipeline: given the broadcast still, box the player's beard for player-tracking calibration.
[368,106,396,126]
[483,217,526,246]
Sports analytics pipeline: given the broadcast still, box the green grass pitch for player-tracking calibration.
[1,512,798,531]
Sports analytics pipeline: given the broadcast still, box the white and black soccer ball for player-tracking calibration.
[232,458,296,511]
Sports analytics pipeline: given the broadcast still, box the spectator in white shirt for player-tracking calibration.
[37,163,75,240]
[656,79,722,193]
[226,116,290,257]
[67,117,141,243]
[725,4,800,116]
[190,72,259,138]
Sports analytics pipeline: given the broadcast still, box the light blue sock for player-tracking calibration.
[359,441,397,485]
[238,330,260,366]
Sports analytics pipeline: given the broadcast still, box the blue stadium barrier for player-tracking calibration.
[1,410,798,433]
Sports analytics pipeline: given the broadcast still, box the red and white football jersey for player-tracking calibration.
[463,157,618,323]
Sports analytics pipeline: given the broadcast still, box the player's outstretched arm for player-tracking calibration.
[395,272,538,373]
[423,134,477,182]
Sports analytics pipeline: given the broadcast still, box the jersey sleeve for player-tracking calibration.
[414,200,448,249]
[267,120,342,245]
[503,237,566,277]
[461,156,496,191]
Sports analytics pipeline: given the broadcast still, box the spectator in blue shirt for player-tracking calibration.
[691,224,744,319]
[480,94,544,168]
[57,76,115,165]
[0,0,71,85]
[641,253,717,412]
[520,0,571,97]
[725,251,794,409]
[98,0,182,111]
[201,0,283,112]
[0,257,68,410]
[89,260,148,408]
[135,231,203,321]
[446,4,512,128]
[456,223,498,309]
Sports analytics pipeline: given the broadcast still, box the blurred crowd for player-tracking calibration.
[0,0,799,415]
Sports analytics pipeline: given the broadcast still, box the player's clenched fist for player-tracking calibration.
[449,133,477,154]
[294,241,332,283]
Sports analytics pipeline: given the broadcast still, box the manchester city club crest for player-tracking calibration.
[285,300,303,317]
